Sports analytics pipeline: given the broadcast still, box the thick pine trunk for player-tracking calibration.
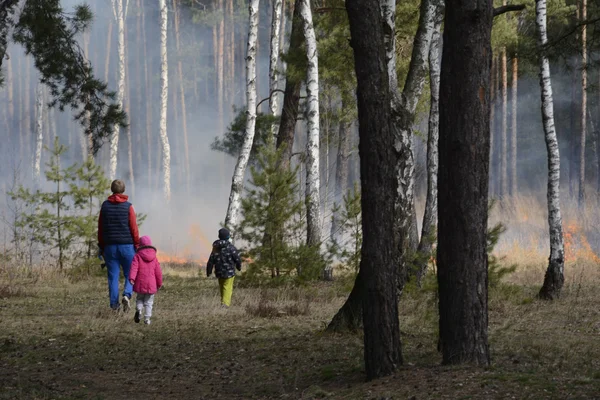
[346,0,402,380]
[275,0,304,169]
[510,56,518,196]
[301,0,321,247]
[326,269,364,332]
[159,0,171,201]
[110,0,127,180]
[579,0,587,208]
[224,0,260,231]
[269,0,283,137]
[536,0,565,300]
[416,17,442,286]
[438,0,491,366]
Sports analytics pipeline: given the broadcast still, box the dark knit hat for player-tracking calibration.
[218,228,230,240]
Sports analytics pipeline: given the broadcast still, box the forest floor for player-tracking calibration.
[0,261,599,400]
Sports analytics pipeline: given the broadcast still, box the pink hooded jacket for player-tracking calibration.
[129,236,163,294]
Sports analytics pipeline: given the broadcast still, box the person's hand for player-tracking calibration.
[129,279,134,285]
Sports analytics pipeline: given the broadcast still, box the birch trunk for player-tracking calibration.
[536,0,565,300]
[142,1,152,189]
[510,56,518,196]
[416,17,442,286]
[269,0,283,137]
[500,48,508,197]
[387,0,441,284]
[218,0,225,135]
[579,0,587,208]
[301,0,321,247]
[33,83,43,182]
[173,0,191,192]
[224,0,259,230]
[110,0,127,179]
[159,0,171,201]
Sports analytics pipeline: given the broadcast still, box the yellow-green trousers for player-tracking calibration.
[218,277,235,306]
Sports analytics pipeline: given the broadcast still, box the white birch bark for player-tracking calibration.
[224,0,259,230]
[33,82,43,182]
[416,17,442,285]
[300,0,321,246]
[159,0,171,201]
[536,0,565,300]
[0,0,26,66]
[109,0,128,179]
[383,0,441,278]
[269,0,283,138]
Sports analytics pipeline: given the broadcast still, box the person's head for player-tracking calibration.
[218,228,230,241]
[140,236,152,247]
[111,179,126,194]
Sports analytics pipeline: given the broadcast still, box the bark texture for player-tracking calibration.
[438,0,492,366]
[536,0,565,300]
[33,83,43,182]
[416,14,442,286]
[500,49,508,197]
[224,0,260,230]
[300,0,321,247]
[275,0,304,169]
[109,0,127,180]
[269,0,283,136]
[159,0,171,201]
[346,0,402,379]
[510,56,518,196]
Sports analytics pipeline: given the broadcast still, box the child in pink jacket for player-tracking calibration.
[128,236,163,325]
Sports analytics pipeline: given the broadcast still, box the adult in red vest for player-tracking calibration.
[98,180,140,311]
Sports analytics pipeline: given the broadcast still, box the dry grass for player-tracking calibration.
[1,248,600,399]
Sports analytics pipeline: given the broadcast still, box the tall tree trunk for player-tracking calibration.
[500,47,508,197]
[510,56,518,196]
[33,83,43,182]
[110,0,127,180]
[269,0,283,137]
[569,6,580,200]
[159,0,171,201]
[224,0,260,231]
[438,0,491,366]
[490,56,496,195]
[536,0,565,300]
[346,0,402,379]
[124,24,135,196]
[416,16,442,286]
[301,0,321,247]
[23,58,31,167]
[228,0,235,108]
[331,114,351,242]
[141,1,152,190]
[579,0,587,209]
[173,0,191,193]
[386,0,440,286]
[275,0,304,169]
[218,0,225,135]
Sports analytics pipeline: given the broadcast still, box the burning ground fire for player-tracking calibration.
[158,224,213,266]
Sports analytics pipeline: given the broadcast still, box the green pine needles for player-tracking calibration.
[9,138,110,270]
[2,1,127,153]
[236,144,325,285]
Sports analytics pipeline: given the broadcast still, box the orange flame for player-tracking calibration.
[158,224,213,265]
[563,223,600,264]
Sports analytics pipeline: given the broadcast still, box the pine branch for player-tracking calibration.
[493,4,526,17]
